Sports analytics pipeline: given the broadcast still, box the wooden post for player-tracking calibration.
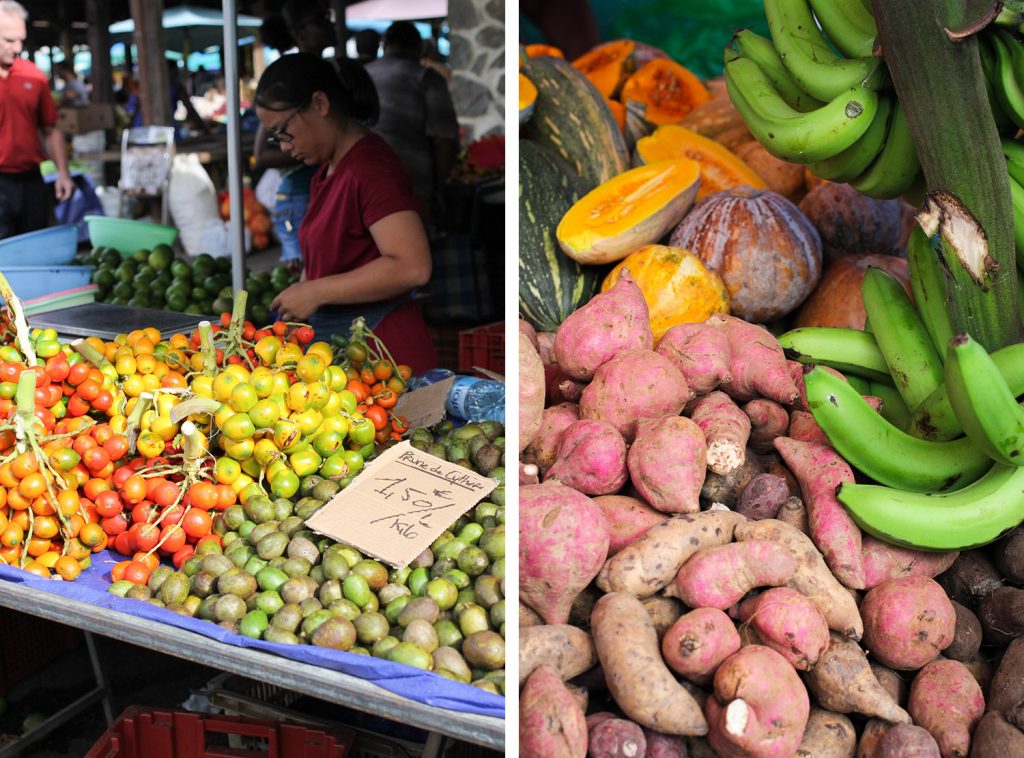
[86,0,113,105]
[331,0,349,54]
[130,0,170,126]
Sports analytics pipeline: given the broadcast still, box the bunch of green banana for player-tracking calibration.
[725,0,923,198]
[980,28,1024,135]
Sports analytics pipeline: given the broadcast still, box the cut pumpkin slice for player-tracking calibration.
[606,98,626,134]
[621,59,712,125]
[556,159,701,265]
[635,125,767,199]
[519,73,537,125]
[572,39,635,99]
[525,44,565,59]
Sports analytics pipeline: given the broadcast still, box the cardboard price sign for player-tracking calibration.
[304,440,499,568]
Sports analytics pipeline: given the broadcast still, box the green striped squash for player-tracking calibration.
[522,55,630,192]
[519,140,604,332]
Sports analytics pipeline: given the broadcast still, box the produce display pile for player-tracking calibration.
[0,279,505,695]
[78,245,299,323]
[518,1,1024,754]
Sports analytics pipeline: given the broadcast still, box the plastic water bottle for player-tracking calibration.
[445,376,505,423]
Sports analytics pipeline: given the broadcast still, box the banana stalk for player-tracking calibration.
[873,0,1024,350]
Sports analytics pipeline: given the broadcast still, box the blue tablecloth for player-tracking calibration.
[0,551,504,720]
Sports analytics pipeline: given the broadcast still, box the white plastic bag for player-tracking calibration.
[198,219,251,258]
[255,168,282,211]
[168,153,221,256]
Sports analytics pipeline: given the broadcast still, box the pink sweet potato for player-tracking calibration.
[520,331,546,453]
[554,269,653,381]
[857,719,894,758]
[861,537,959,590]
[641,728,689,758]
[736,587,830,670]
[520,482,610,624]
[734,518,864,640]
[908,659,985,758]
[536,330,557,364]
[711,314,801,405]
[523,402,579,473]
[774,436,866,590]
[592,592,709,736]
[805,633,912,724]
[743,398,791,453]
[661,607,742,685]
[860,577,956,671]
[656,320,733,395]
[627,415,707,513]
[588,718,647,758]
[736,473,790,521]
[689,391,752,475]
[520,318,539,349]
[667,540,797,610]
[520,664,588,758]
[598,510,745,598]
[594,495,667,555]
[705,645,810,758]
[580,349,693,442]
[787,410,830,445]
[544,419,629,496]
[876,724,941,757]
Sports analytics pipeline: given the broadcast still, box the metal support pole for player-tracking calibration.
[223,0,246,293]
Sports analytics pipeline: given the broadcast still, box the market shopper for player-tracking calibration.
[0,0,74,240]
[366,21,459,230]
[255,53,437,373]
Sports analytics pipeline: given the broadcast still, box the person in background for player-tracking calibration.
[53,61,89,106]
[353,28,380,65]
[366,21,458,231]
[0,0,74,240]
[420,38,451,83]
[254,0,335,273]
[520,0,599,60]
[165,59,211,137]
[255,53,437,374]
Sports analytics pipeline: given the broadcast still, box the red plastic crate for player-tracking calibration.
[0,611,80,694]
[85,705,356,758]
[458,322,504,375]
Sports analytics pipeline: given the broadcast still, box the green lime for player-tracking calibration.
[212,297,233,314]
[170,259,191,278]
[22,712,47,733]
[93,269,116,289]
[204,274,224,294]
[214,256,232,272]
[194,252,214,267]
[191,286,209,301]
[112,282,133,300]
[132,248,150,263]
[128,295,150,308]
[184,304,203,315]
[149,245,173,270]
[251,304,270,324]
[101,249,122,267]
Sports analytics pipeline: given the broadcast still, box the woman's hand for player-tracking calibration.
[271,280,322,322]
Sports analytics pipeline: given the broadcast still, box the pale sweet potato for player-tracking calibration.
[592,592,708,735]
[523,402,579,474]
[689,391,752,475]
[567,683,589,714]
[580,349,693,442]
[776,496,810,535]
[876,724,941,758]
[774,436,866,590]
[642,595,686,640]
[736,473,789,521]
[520,482,610,624]
[960,657,995,701]
[701,448,770,507]
[804,633,912,724]
[743,398,791,453]
[656,320,733,395]
[705,645,810,758]
[588,718,647,758]
[521,601,543,628]
[598,510,745,598]
[661,607,742,685]
[520,664,588,758]
[520,332,546,453]
[544,419,629,496]
[519,624,597,685]
[594,495,667,556]
[734,518,863,639]
[970,712,1024,757]
[736,587,829,670]
[861,537,959,590]
[667,540,797,610]
[860,577,956,671]
[554,269,653,381]
[520,318,539,349]
[869,662,908,707]
[945,600,983,663]
[628,415,707,513]
[908,659,985,758]
[795,708,856,758]
[711,314,801,405]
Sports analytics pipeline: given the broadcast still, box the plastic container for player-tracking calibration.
[445,376,505,424]
[457,322,504,375]
[85,705,356,758]
[84,215,178,255]
[22,284,99,315]
[0,224,78,266]
[1,266,94,302]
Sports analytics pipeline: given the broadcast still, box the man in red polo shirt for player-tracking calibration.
[0,0,74,240]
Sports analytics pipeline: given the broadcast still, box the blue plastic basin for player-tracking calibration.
[0,225,78,266]
[1,266,94,302]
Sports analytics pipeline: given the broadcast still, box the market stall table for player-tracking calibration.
[27,302,215,341]
[0,578,505,751]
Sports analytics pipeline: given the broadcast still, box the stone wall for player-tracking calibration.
[448,0,504,142]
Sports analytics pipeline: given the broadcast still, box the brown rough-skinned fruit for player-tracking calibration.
[733,140,806,203]
[794,254,912,330]
[798,182,903,265]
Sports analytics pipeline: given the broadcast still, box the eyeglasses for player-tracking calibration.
[266,103,307,146]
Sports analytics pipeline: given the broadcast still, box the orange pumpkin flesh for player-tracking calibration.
[525,44,565,59]
[606,98,626,134]
[572,40,635,98]
[621,59,712,125]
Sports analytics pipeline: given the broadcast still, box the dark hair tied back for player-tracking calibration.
[255,53,379,126]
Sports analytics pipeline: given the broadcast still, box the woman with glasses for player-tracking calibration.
[254,53,437,373]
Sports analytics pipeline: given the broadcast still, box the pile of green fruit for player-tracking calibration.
[108,420,507,694]
[79,246,298,321]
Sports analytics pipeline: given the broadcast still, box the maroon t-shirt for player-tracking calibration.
[0,58,57,173]
[299,132,437,373]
